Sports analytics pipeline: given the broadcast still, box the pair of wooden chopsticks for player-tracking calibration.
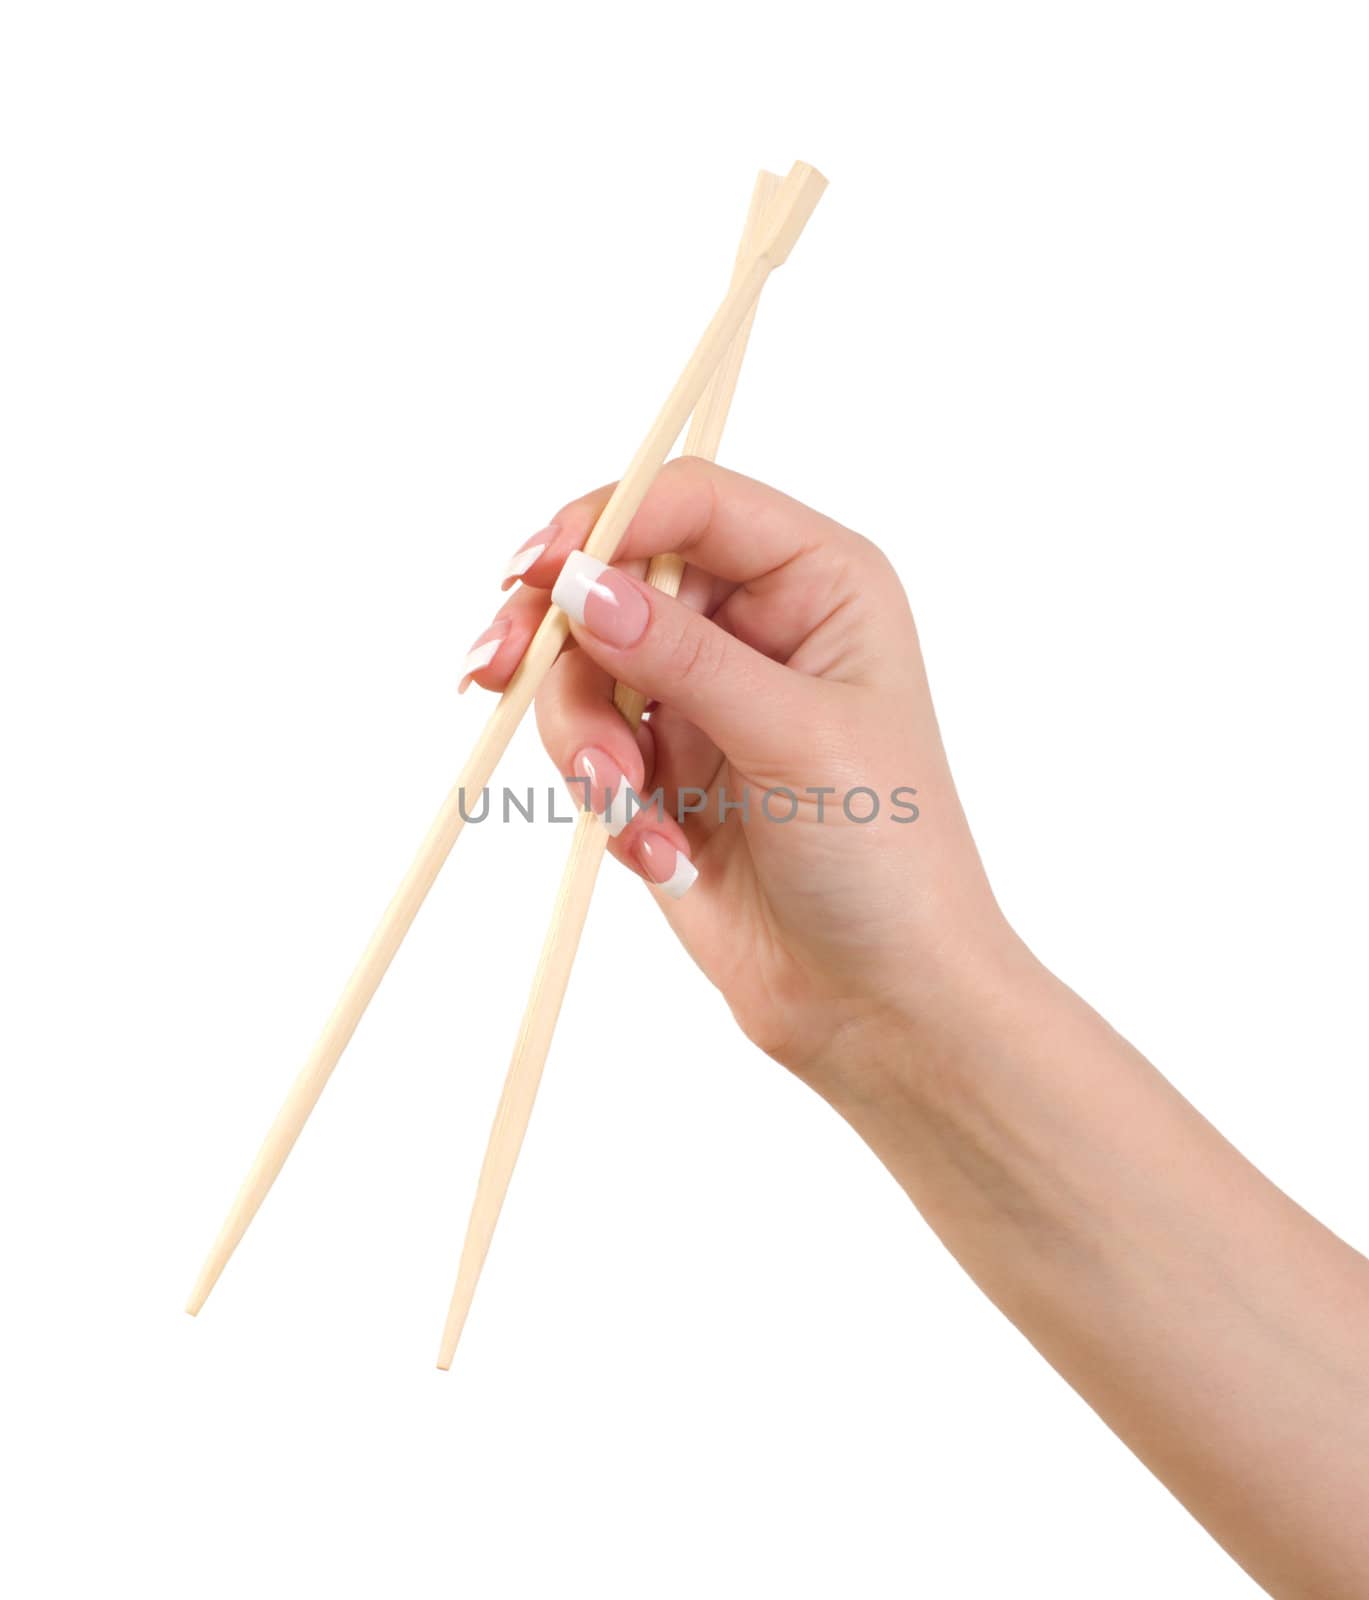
[436,168,784,1365]
[186,162,827,1354]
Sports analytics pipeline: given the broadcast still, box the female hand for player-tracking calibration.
[460,456,1012,1083]
[464,456,1369,1597]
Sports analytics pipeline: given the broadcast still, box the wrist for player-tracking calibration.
[796,921,1055,1118]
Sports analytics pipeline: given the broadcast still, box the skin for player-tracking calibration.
[466,458,1369,1598]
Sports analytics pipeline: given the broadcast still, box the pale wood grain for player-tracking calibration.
[436,170,784,1368]
[186,162,825,1317]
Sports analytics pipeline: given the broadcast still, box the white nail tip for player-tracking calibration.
[658,854,698,900]
[603,776,632,837]
[503,543,545,583]
[460,637,500,678]
[552,550,610,626]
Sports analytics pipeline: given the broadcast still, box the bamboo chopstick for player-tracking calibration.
[435,170,783,1368]
[186,161,827,1317]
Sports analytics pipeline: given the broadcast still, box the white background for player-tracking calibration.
[2,4,1365,1596]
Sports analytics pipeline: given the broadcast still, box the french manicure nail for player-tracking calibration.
[552,551,650,647]
[636,832,698,899]
[459,618,511,694]
[501,526,555,589]
[571,746,633,835]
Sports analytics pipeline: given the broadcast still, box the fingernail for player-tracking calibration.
[570,747,633,836]
[501,525,555,590]
[459,617,511,694]
[552,551,650,647]
[635,832,697,899]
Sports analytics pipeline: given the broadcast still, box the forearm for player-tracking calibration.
[823,939,1369,1599]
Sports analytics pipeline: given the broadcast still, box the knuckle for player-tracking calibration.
[638,456,718,548]
[666,616,727,692]
[659,454,711,487]
[849,529,895,579]
[552,481,615,538]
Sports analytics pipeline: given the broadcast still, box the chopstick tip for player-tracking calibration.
[185,1263,217,1316]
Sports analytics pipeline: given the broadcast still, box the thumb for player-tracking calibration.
[552,550,821,773]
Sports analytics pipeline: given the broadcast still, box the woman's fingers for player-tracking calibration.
[610,816,701,901]
[468,460,898,888]
[638,704,729,844]
[461,601,704,896]
[504,458,900,676]
[551,551,836,785]
[538,457,858,585]
[457,584,550,695]
[533,645,722,835]
[529,647,703,895]
[499,520,582,593]
[533,647,644,822]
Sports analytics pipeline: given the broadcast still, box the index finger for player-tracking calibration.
[508,457,865,592]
